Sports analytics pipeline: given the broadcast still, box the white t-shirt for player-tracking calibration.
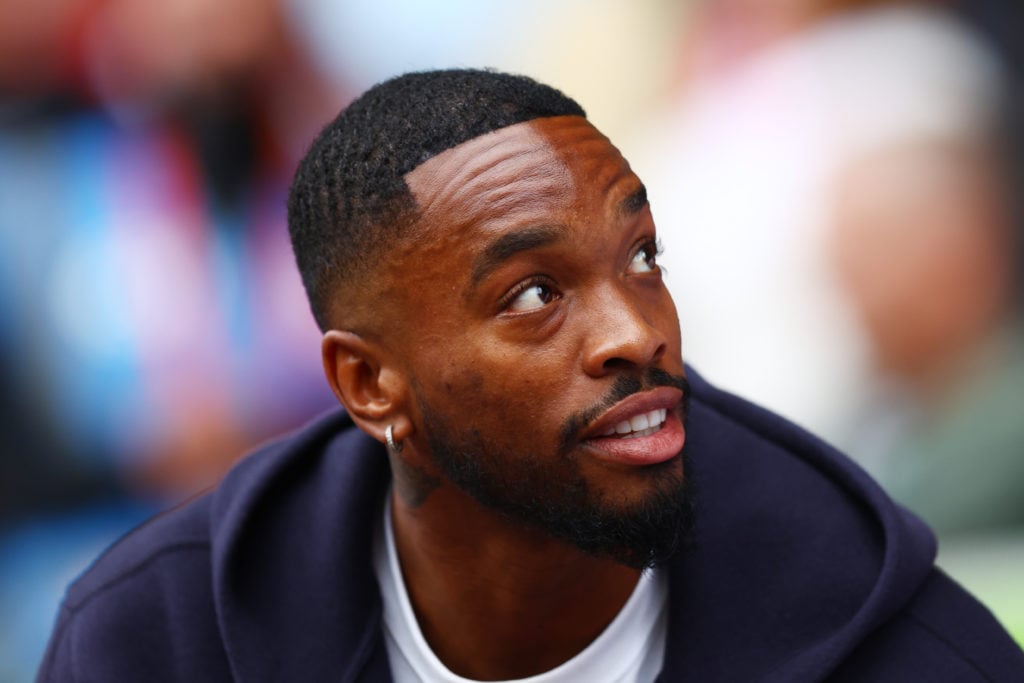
[372,495,668,683]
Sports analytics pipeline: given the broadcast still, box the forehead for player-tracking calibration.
[404,116,636,241]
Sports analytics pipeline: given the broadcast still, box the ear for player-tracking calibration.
[322,329,411,444]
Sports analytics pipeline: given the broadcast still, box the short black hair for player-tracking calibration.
[287,68,587,331]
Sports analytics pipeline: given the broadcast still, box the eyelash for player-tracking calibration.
[499,276,559,310]
[497,237,663,312]
[634,238,663,266]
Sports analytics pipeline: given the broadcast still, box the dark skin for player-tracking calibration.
[322,116,686,679]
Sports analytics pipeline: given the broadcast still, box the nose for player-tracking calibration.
[581,284,669,377]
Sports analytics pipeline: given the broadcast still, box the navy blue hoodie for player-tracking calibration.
[37,369,1024,681]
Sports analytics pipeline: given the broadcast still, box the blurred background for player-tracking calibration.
[0,0,1022,678]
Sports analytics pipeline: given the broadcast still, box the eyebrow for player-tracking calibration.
[467,184,648,289]
[621,184,648,216]
[470,225,565,288]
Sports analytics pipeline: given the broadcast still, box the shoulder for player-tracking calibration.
[668,368,1023,680]
[37,408,379,682]
[37,494,231,681]
[663,370,1024,679]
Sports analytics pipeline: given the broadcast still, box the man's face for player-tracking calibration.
[387,116,691,567]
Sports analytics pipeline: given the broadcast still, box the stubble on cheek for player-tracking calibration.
[392,367,487,509]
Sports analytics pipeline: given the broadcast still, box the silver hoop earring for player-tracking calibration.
[385,424,403,453]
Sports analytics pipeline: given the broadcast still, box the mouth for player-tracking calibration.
[580,386,686,466]
[600,407,669,439]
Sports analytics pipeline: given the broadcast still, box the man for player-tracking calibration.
[38,69,1023,681]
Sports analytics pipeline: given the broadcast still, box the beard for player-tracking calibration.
[413,368,696,570]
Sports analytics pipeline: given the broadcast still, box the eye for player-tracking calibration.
[505,281,560,313]
[628,239,662,274]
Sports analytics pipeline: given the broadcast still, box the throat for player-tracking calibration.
[416,560,640,680]
[383,489,642,680]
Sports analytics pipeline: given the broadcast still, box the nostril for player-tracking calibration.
[652,341,666,363]
[597,334,664,372]
[602,356,637,371]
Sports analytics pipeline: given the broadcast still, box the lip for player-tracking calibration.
[579,386,686,466]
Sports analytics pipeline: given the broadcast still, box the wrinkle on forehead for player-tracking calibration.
[369,117,638,339]
[406,123,576,232]
[331,119,635,341]
[403,116,630,240]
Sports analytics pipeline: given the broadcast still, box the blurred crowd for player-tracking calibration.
[0,0,346,676]
[636,0,1024,646]
[638,0,1024,537]
[1,0,1022,678]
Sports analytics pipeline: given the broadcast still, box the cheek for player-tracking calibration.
[442,351,556,401]
[425,343,571,431]
[439,365,486,401]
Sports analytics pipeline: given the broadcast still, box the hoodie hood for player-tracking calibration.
[659,369,937,681]
[210,410,393,682]
[206,367,938,682]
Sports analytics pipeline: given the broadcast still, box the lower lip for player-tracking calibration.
[582,411,685,466]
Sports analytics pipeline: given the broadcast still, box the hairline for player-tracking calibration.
[321,114,589,333]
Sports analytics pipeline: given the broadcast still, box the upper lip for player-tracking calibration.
[579,386,683,440]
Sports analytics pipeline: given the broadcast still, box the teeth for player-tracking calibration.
[630,413,649,431]
[600,408,668,437]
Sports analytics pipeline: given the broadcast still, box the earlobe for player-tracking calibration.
[322,330,410,442]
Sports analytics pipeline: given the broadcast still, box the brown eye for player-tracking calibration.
[507,283,558,312]
[628,242,659,274]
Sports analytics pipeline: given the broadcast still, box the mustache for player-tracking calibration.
[558,368,691,452]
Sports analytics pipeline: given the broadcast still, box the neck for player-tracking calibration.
[389,486,641,680]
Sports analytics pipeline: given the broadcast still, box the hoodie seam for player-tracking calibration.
[37,603,75,683]
[64,541,212,613]
[905,611,996,681]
